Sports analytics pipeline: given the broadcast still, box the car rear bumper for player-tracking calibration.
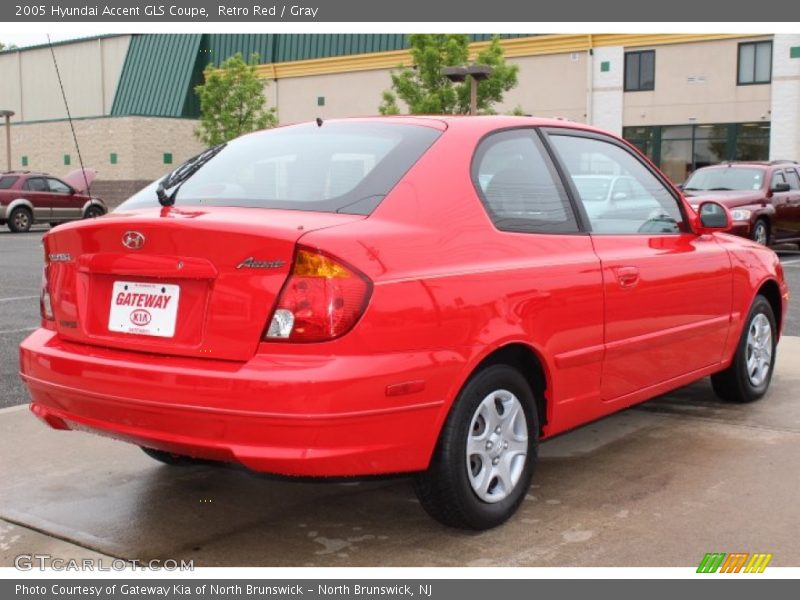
[19,329,450,477]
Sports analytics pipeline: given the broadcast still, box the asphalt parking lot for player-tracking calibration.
[1,226,799,567]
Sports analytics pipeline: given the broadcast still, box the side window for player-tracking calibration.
[472,129,579,234]
[0,176,18,189]
[47,178,72,194]
[549,133,685,235]
[784,169,800,190]
[771,171,787,189]
[23,177,48,192]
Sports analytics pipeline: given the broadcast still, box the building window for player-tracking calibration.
[21,156,28,167]
[624,50,655,92]
[163,153,173,165]
[738,41,772,85]
[623,122,770,183]
[110,153,118,165]
[63,154,71,166]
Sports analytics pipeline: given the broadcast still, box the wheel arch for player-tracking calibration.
[81,198,106,217]
[4,198,34,219]
[458,342,550,436]
[756,278,783,336]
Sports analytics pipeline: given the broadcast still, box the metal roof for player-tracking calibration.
[111,34,203,118]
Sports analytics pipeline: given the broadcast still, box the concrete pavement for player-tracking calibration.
[2,337,799,567]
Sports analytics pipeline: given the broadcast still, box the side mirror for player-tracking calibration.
[697,201,731,232]
[771,182,790,193]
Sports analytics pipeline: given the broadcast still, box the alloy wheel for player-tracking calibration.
[465,389,528,503]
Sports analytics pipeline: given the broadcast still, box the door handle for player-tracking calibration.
[615,266,640,288]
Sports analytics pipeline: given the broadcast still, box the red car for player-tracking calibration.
[682,161,800,246]
[20,117,788,529]
[0,169,105,232]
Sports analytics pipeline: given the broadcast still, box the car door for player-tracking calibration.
[46,177,83,221]
[545,129,733,404]
[769,170,793,241]
[472,128,605,429]
[781,167,800,239]
[21,177,52,221]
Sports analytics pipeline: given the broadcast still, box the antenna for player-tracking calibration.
[47,34,90,196]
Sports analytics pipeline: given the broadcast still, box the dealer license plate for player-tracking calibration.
[108,281,180,338]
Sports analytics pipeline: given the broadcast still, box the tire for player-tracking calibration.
[141,446,204,466]
[8,207,33,233]
[84,205,105,219]
[751,219,769,246]
[414,364,538,530]
[711,295,777,403]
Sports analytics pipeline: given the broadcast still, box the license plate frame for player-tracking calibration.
[108,281,180,338]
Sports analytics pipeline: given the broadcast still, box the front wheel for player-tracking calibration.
[751,219,769,246]
[414,364,538,530]
[711,295,777,403]
[84,205,105,219]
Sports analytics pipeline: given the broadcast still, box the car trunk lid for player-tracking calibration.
[43,206,364,361]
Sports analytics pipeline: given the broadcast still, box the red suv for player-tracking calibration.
[683,161,800,245]
[0,169,105,233]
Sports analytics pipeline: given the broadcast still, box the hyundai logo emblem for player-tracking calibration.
[122,231,145,250]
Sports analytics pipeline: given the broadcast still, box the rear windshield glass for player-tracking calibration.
[117,122,442,215]
[684,167,765,192]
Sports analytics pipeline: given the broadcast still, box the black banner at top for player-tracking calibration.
[3,0,797,22]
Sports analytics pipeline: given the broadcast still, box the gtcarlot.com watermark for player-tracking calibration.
[14,554,194,571]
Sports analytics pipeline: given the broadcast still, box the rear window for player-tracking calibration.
[0,176,19,189]
[117,122,442,215]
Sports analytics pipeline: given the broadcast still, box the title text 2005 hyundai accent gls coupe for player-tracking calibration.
[20,117,788,530]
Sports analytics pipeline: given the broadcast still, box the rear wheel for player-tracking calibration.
[751,218,769,246]
[141,446,205,466]
[8,207,32,233]
[414,364,538,530]
[84,205,104,219]
[711,295,777,403]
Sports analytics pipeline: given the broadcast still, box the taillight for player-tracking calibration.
[265,247,371,342]
[40,266,53,321]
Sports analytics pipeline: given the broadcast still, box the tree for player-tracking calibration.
[0,42,18,51]
[379,35,519,115]
[194,52,277,146]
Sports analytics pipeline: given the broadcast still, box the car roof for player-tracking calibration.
[697,161,798,170]
[263,115,612,137]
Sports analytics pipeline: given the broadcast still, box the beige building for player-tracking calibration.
[1,33,798,205]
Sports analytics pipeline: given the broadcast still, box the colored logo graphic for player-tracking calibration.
[697,552,772,573]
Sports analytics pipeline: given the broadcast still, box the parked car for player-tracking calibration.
[20,117,787,530]
[682,161,800,245]
[0,169,105,232]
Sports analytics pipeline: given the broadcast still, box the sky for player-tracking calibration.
[1,33,89,49]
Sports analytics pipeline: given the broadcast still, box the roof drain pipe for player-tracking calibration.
[586,35,594,127]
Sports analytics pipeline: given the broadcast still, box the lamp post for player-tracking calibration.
[0,109,14,172]
[442,65,493,116]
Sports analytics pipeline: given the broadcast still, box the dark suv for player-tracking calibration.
[682,161,800,245]
[0,169,105,233]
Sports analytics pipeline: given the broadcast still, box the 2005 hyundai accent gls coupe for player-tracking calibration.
[20,116,788,530]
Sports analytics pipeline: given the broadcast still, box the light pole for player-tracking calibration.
[0,109,14,172]
[443,65,493,115]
